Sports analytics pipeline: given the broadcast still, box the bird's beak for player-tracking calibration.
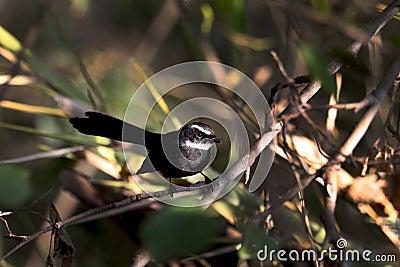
[212,137,221,144]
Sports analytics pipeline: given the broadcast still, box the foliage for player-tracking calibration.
[0,1,400,266]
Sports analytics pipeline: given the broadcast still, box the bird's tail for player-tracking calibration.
[69,111,149,144]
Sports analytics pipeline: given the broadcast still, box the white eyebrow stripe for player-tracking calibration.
[184,140,212,150]
[190,124,213,135]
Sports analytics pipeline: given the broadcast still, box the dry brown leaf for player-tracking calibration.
[325,73,342,137]
[81,150,121,179]
[0,75,33,85]
[48,204,75,267]
[347,174,387,203]
[277,135,328,172]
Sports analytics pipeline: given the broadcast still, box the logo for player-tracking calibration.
[257,238,396,263]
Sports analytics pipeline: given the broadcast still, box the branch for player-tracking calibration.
[306,98,370,113]
[279,0,400,120]
[0,187,177,262]
[261,1,400,243]
[268,75,310,106]
[0,126,282,262]
[0,146,85,164]
[2,2,399,263]
[334,58,400,163]
[323,165,340,245]
[322,58,400,249]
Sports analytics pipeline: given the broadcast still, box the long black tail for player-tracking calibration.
[69,111,157,144]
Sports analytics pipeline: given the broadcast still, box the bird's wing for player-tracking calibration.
[136,156,157,175]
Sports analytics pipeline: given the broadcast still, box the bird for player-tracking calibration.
[69,112,220,185]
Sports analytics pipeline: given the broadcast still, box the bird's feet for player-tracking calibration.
[168,179,178,197]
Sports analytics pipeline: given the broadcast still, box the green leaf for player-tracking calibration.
[200,4,214,34]
[25,53,88,102]
[0,165,32,208]
[0,121,107,146]
[211,0,245,31]
[215,186,264,224]
[238,223,277,261]
[330,48,369,75]
[71,0,91,16]
[311,0,331,14]
[140,207,225,263]
[390,35,400,48]
[299,42,336,95]
[0,25,88,103]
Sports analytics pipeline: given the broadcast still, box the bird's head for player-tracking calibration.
[180,122,220,150]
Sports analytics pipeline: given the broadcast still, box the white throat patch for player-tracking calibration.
[184,140,213,150]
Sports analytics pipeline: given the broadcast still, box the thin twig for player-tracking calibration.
[282,130,320,266]
[263,170,323,218]
[279,0,400,121]
[321,58,400,260]
[181,244,237,262]
[262,59,400,254]
[306,98,370,112]
[0,217,28,241]
[322,165,340,247]
[270,50,295,83]
[47,10,106,110]
[0,0,48,102]
[269,53,320,257]
[0,146,85,164]
[2,1,400,263]
[267,0,370,42]
[268,75,310,106]
[334,58,400,163]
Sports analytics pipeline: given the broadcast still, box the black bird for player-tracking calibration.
[69,112,220,183]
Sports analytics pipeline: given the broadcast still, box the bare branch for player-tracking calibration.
[268,75,309,106]
[261,3,400,245]
[270,50,294,84]
[323,165,340,245]
[279,0,400,120]
[2,2,400,263]
[0,146,85,164]
[334,58,400,163]
[321,58,400,253]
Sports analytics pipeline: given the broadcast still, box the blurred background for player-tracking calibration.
[0,0,400,266]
